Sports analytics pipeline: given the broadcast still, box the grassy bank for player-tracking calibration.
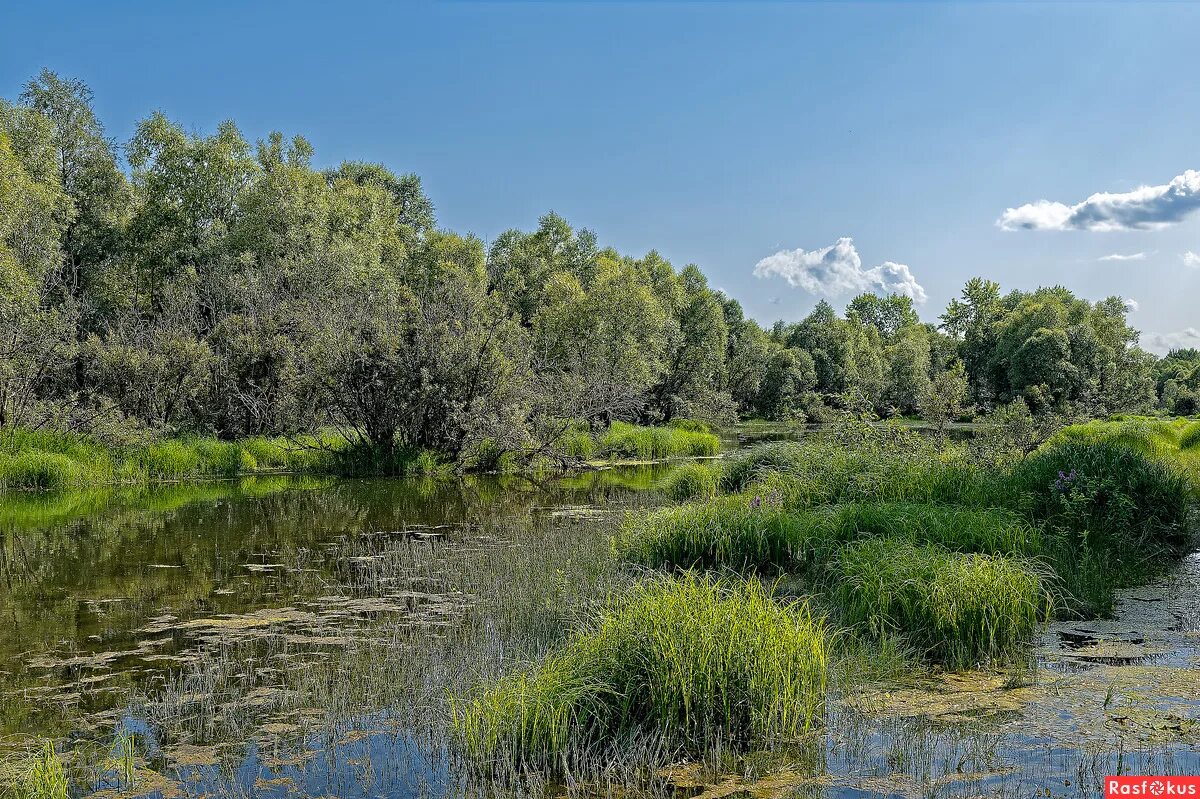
[454,574,828,769]
[0,419,722,492]
[558,420,720,462]
[0,428,451,491]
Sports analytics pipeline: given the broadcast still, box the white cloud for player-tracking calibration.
[1123,298,1139,312]
[998,169,1200,232]
[1144,327,1200,355]
[1184,251,1200,268]
[1098,252,1146,262]
[753,237,927,303]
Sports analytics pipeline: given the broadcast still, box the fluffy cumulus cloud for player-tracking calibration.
[1098,252,1147,262]
[998,169,1200,232]
[753,237,927,303]
[1184,251,1200,268]
[1144,327,1200,355]
[1123,298,1139,312]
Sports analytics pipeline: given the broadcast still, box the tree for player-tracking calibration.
[919,361,968,436]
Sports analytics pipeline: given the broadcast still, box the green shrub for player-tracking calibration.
[830,538,1049,668]
[657,462,718,502]
[454,575,828,768]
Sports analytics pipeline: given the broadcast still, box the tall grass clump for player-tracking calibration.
[597,421,719,460]
[824,502,1042,556]
[0,451,91,491]
[454,575,828,770]
[657,462,718,501]
[1007,440,1191,553]
[0,739,69,799]
[615,495,830,571]
[829,538,1050,668]
[718,441,810,493]
[722,435,992,509]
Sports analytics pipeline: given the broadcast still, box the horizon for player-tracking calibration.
[3,1,1198,352]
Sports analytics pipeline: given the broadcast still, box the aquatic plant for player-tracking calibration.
[596,421,720,460]
[1006,439,1190,553]
[454,575,828,769]
[823,502,1042,556]
[829,538,1050,668]
[617,497,1042,575]
[657,462,719,501]
[615,495,829,571]
[0,739,69,799]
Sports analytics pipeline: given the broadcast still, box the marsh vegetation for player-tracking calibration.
[0,417,1197,798]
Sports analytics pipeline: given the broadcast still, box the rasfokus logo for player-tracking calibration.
[1107,777,1200,797]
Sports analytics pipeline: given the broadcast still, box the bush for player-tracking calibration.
[657,462,718,502]
[454,575,828,768]
[830,538,1050,668]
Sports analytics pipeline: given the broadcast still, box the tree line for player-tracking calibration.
[1,71,1195,463]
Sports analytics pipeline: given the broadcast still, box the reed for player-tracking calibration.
[615,495,829,571]
[596,421,720,460]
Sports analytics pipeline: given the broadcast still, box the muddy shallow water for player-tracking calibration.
[1,460,1197,798]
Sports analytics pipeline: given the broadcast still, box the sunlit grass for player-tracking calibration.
[454,574,828,769]
[829,538,1050,668]
[656,462,718,501]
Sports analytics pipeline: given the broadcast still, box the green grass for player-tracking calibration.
[0,739,69,799]
[720,437,992,508]
[1006,439,1191,553]
[454,574,828,769]
[595,421,720,460]
[656,462,719,502]
[615,495,828,572]
[616,498,1042,575]
[0,427,447,491]
[829,538,1050,668]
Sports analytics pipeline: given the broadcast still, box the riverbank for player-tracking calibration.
[0,421,721,492]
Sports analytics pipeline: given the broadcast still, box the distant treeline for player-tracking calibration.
[1,71,1197,462]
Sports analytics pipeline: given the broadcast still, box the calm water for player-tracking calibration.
[1,453,1197,798]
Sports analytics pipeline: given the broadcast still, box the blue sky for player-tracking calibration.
[3,1,1198,352]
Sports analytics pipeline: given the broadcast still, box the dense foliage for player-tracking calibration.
[0,71,1182,469]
